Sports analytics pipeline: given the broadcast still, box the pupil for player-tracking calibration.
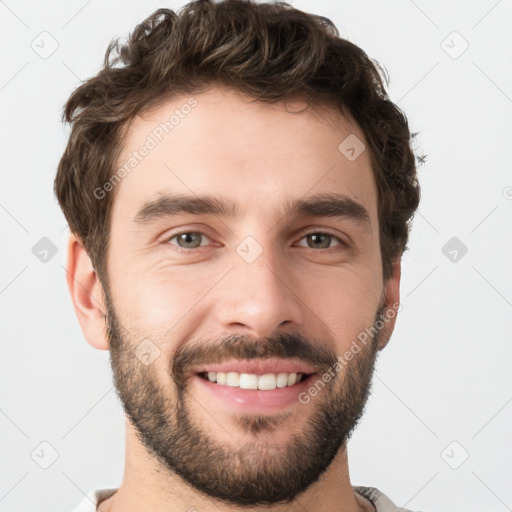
[310,234,329,248]
[180,233,200,248]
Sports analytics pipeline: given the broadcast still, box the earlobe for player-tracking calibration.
[377,260,401,350]
[65,233,109,351]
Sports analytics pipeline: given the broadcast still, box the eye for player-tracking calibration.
[296,232,347,251]
[164,230,348,253]
[167,231,211,251]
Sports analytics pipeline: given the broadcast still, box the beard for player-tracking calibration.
[104,290,383,507]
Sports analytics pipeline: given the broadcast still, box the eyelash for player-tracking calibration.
[164,230,348,254]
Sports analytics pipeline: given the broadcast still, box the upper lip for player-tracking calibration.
[192,358,318,376]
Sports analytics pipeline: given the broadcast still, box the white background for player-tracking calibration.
[0,1,511,511]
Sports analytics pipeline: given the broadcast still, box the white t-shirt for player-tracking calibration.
[71,486,419,511]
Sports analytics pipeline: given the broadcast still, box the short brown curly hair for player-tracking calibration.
[54,0,420,286]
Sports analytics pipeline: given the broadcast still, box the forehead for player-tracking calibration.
[112,87,378,225]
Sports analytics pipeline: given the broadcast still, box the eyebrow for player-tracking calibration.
[133,192,372,230]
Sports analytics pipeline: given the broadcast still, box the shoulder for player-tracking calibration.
[71,488,118,512]
[353,486,424,512]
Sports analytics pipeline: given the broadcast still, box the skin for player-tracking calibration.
[66,86,401,512]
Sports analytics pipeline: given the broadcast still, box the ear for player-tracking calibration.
[376,259,401,351]
[65,233,109,350]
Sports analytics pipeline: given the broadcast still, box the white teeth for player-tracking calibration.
[276,373,289,388]
[226,372,240,387]
[288,373,298,386]
[203,371,306,390]
[258,373,276,390]
[239,373,258,389]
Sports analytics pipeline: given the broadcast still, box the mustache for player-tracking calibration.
[171,331,339,385]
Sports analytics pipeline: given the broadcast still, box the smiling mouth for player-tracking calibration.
[197,371,312,390]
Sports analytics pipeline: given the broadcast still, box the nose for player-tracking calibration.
[213,243,304,339]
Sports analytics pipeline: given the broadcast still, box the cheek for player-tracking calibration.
[309,265,382,346]
[110,266,214,339]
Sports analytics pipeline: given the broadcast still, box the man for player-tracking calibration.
[55,1,422,510]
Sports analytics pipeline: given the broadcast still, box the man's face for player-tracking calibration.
[101,87,397,506]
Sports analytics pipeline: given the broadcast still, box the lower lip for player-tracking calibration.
[191,374,317,413]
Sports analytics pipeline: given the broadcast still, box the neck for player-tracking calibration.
[99,419,373,512]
